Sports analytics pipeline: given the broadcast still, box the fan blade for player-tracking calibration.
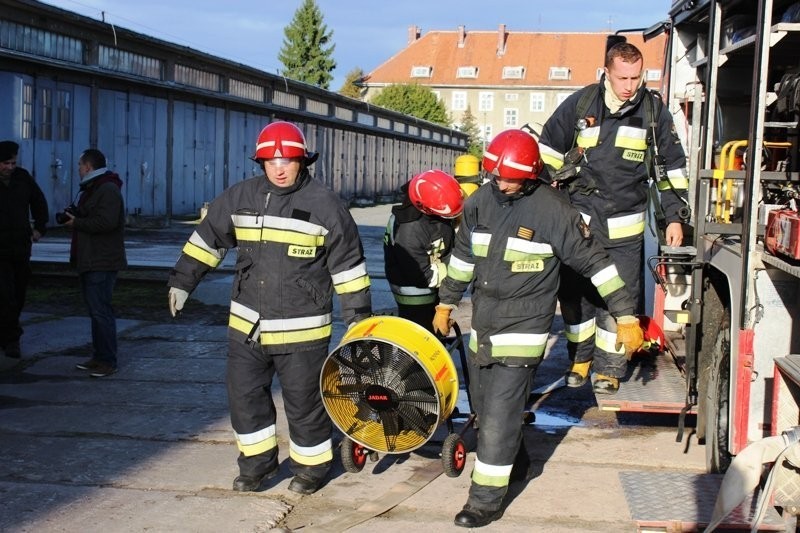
[398,389,438,410]
[335,382,370,395]
[395,403,434,437]
[353,400,377,423]
[378,410,401,437]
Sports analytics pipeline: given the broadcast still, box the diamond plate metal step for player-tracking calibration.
[620,471,786,531]
[596,350,693,414]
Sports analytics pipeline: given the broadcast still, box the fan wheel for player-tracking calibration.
[442,433,467,477]
[341,437,369,473]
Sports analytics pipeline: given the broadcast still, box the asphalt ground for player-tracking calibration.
[0,203,725,533]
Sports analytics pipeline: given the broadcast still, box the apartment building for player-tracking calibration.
[361,25,667,143]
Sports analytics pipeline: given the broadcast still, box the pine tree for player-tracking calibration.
[339,67,365,99]
[370,84,450,126]
[278,0,336,89]
[459,106,483,158]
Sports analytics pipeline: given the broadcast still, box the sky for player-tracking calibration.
[40,0,673,90]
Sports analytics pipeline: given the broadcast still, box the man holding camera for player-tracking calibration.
[60,149,127,377]
[0,141,48,361]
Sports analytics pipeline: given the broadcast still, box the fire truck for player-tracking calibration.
[606,0,800,506]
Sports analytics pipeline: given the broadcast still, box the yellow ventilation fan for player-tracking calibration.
[320,315,460,454]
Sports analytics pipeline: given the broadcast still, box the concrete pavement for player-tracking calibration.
[0,203,725,533]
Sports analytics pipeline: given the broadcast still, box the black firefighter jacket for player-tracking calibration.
[383,196,456,306]
[168,171,372,354]
[438,180,635,367]
[538,78,689,248]
[0,167,48,259]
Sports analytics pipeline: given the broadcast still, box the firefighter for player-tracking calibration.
[167,121,372,495]
[383,169,463,331]
[433,129,643,528]
[538,42,689,394]
[453,153,482,198]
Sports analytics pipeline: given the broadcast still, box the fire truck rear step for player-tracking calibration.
[596,349,692,414]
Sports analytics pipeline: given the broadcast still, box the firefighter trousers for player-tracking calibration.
[559,240,643,378]
[226,340,332,481]
[466,358,536,510]
[396,302,436,334]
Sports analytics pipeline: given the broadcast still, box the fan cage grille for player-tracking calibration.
[321,338,443,453]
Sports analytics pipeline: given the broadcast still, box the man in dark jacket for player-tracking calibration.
[538,42,689,394]
[168,121,372,495]
[0,141,48,360]
[62,148,127,378]
[433,129,643,529]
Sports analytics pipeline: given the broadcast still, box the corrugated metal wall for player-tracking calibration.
[0,0,468,224]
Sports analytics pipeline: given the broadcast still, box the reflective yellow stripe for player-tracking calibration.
[469,329,478,353]
[576,126,600,148]
[260,325,332,345]
[471,458,512,487]
[235,425,278,456]
[595,326,624,354]
[447,254,474,282]
[289,439,334,466]
[539,143,564,170]
[230,314,256,335]
[591,264,626,298]
[565,319,595,343]
[183,241,222,268]
[607,212,645,239]
[658,167,689,190]
[504,237,553,262]
[335,275,370,294]
[391,284,437,305]
[490,332,548,358]
[471,232,491,258]
[615,126,648,150]
[260,228,325,246]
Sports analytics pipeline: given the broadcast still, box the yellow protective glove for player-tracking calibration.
[168,287,189,317]
[616,315,644,359]
[432,304,454,336]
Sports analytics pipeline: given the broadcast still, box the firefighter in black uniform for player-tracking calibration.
[538,42,689,394]
[167,121,372,495]
[433,129,643,528]
[383,169,463,330]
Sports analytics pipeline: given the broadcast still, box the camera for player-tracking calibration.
[55,204,77,224]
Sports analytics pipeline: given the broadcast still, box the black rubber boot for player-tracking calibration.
[565,360,592,387]
[232,468,278,492]
[288,474,326,495]
[592,374,620,395]
[453,505,503,528]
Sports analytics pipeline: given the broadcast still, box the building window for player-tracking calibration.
[645,69,662,81]
[557,93,572,106]
[504,108,518,127]
[22,83,33,139]
[411,66,432,78]
[39,88,53,141]
[229,79,264,102]
[98,45,162,80]
[0,21,84,64]
[478,92,493,112]
[457,66,478,78]
[549,67,571,80]
[56,90,71,141]
[502,66,525,80]
[175,64,220,92]
[451,91,467,111]
[504,93,519,101]
[530,93,545,112]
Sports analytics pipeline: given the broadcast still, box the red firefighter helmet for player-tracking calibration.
[482,129,543,180]
[408,169,464,219]
[253,121,311,161]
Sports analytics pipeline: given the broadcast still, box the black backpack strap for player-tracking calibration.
[571,83,600,149]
